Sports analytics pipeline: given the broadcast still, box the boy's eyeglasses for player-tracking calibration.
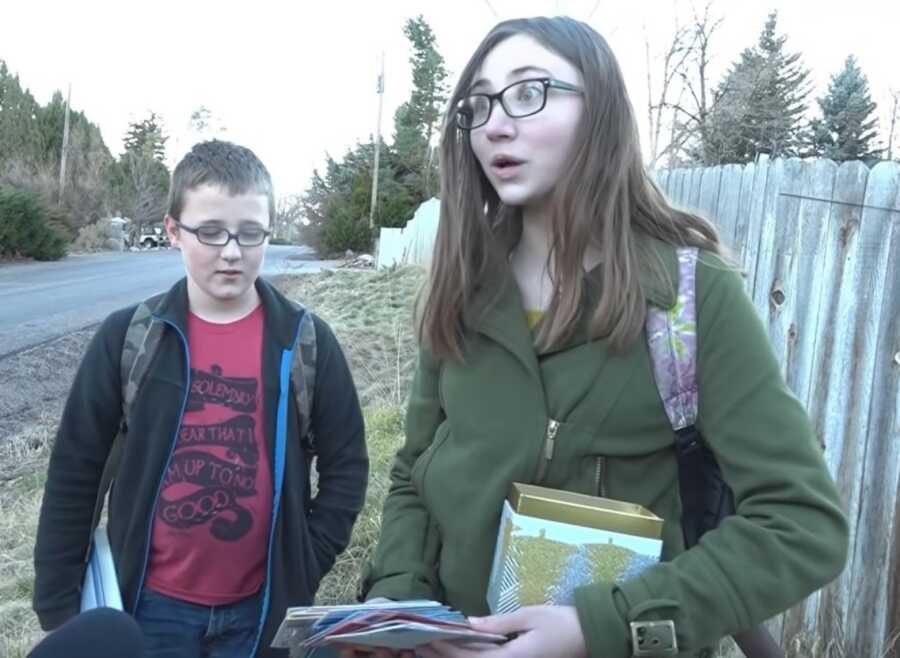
[455,77,584,130]
[174,220,271,247]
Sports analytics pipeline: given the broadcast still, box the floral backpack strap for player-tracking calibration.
[646,247,712,547]
[646,247,699,435]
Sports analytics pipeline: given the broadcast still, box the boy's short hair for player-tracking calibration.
[167,140,275,223]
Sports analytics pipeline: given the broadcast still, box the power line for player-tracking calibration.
[779,192,900,215]
[483,0,499,18]
[586,0,601,21]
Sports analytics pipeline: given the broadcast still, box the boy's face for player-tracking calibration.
[165,184,270,311]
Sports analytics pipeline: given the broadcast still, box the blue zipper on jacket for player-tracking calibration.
[132,317,192,613]
[132,313,301,656]
[248,314,303,657]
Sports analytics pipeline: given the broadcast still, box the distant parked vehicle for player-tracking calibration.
[123,222,169,249]
[138,225,169,249]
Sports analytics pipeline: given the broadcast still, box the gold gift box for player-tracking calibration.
[486,483,663,614]
[509,483,663,539]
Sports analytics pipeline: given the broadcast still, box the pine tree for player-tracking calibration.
[0,60,44,173]
[393,15,449,199]
[113,114,170,234]
[808,56,880,161]
[702,12,810,164]
[123,112,168,161]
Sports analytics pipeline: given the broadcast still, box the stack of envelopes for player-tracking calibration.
[272,600,506,656]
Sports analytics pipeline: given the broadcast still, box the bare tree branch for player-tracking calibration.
[645,0,724,167]
[644,5,692,165]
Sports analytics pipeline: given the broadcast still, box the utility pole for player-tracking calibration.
[369,52,385,229]
[58,83,71,206]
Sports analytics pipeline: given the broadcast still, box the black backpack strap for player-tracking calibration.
[673,425,735,547]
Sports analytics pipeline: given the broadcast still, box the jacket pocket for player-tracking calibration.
[411,421,451,503]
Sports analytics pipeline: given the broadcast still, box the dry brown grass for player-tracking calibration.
[0,416,55,658]
[277,266,424,406]
[314,404,405,605]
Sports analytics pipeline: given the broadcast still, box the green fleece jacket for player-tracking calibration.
[363,241,848,657]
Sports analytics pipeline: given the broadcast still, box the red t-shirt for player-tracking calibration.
[145,305,273,605]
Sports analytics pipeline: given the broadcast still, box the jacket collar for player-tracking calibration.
[464,236,680,373]
[152,276,304,349]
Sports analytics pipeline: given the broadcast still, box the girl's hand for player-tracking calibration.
[418,606,588,658]
[336,647,415,658]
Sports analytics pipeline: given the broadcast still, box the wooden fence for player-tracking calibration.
[655,156,900,658]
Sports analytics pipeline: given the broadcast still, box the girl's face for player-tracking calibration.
[467,34,585,211]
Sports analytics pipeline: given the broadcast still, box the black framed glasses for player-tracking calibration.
[455,77,584,130]
[174,220,271,247]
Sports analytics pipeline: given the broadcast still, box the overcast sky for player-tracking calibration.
[2,0,898,197]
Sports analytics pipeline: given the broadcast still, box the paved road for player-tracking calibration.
[0,246,336,357]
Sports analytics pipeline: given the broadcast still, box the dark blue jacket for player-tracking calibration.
[34,276,368,657]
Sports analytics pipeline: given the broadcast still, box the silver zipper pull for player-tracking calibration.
[534,418,561,483]
[545,419,560,460]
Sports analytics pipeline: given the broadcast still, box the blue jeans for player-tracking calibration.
[135,587,263,658]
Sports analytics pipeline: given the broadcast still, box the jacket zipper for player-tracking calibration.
[534,418,560,483]
[133,318,191,612]
[594,456,607,498]
[249,332,300,658]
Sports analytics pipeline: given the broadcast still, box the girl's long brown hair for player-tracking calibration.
[421,16,724,360]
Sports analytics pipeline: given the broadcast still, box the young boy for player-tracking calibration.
[33,140,368,657]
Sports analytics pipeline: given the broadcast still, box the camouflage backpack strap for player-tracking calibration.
[120,294,167,419]
[89,294,166,534]
[290,305,318,456]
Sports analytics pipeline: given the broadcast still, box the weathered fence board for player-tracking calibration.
[697,165,722,218]
[714,164,743,248]
[843,163,900,658]
[789,158,838,409]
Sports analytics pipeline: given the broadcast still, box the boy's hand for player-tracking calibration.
[417,606,588,658]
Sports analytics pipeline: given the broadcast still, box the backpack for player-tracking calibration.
[646,247,783,658]
[88,294,318,534]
